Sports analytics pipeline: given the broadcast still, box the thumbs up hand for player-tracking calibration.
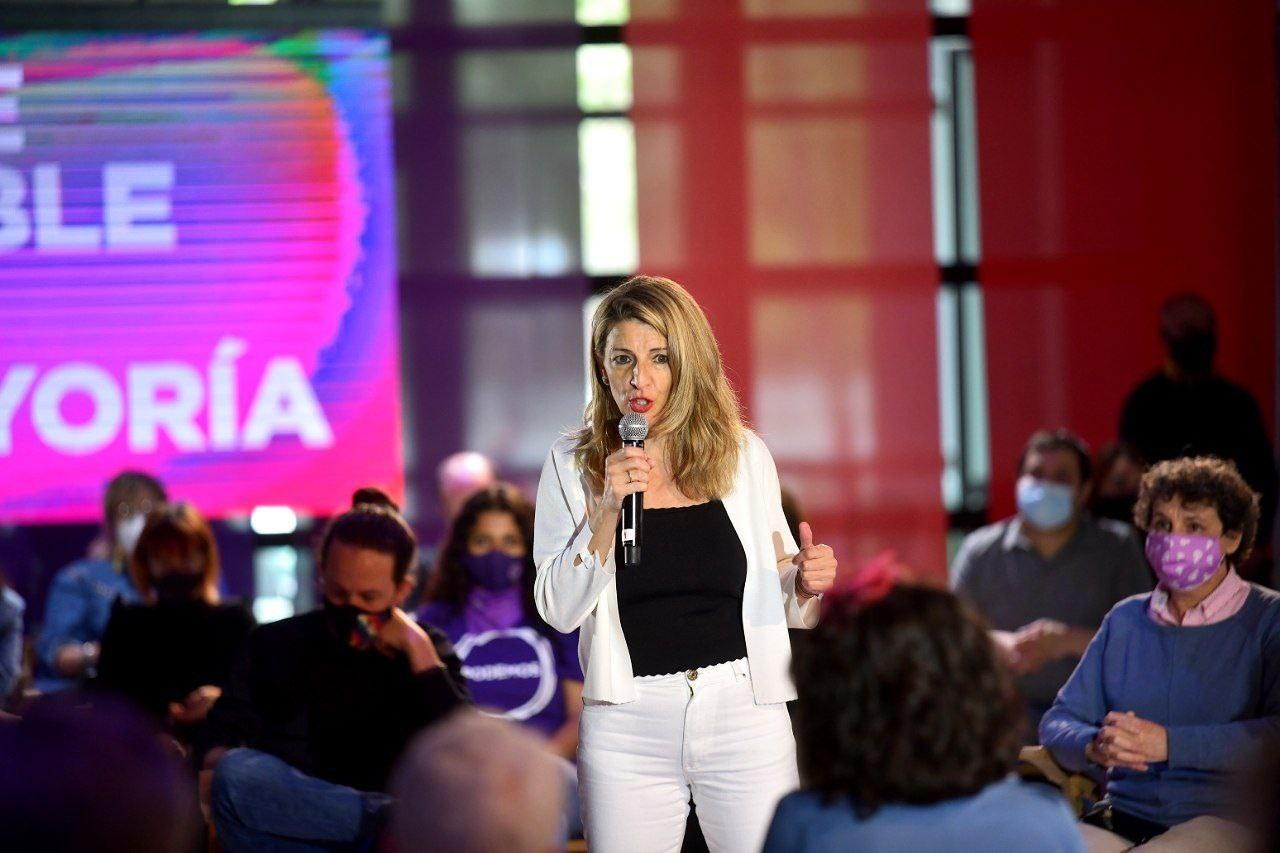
[793,521,837,600]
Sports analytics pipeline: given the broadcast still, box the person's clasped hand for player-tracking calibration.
[1086,711,1168,772]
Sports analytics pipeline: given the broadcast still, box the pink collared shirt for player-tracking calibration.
[1148,567,1250,626]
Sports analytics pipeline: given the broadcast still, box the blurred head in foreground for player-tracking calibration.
[390,710,563,853]
[0,694,197,852]
[791,584,1022,815]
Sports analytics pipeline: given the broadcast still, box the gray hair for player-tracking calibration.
[390,711,564,853]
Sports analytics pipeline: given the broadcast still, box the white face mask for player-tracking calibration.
[115,513,146,557]
[1016,475,1077,531]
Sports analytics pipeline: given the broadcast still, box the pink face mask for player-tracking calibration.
[1144,531,1223,591]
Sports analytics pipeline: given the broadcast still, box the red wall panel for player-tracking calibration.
[630,0,946,577]
[972,0,1276,519]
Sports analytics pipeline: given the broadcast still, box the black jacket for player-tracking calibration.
[197,610,469,792]
[97,599,255,727]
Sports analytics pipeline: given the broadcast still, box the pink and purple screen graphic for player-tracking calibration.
[0,31,402,522]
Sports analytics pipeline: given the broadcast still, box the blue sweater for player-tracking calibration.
[762,775,1083,852]
[1040,586,1280,826]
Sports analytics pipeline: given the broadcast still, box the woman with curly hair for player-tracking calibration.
[534,276,838,852]
[1041,456,1280,850]
[765,583,1083,852]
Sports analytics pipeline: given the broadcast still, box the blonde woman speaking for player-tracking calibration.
[534,276,837,852]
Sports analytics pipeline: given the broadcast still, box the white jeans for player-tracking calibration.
[578,658,799,853]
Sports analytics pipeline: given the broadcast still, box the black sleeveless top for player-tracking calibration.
[615,500,749,677]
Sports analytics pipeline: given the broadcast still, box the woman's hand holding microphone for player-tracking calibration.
[601,446,654,511]
[587,446,655,562]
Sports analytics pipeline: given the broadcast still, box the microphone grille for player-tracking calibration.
[618,412,649,442]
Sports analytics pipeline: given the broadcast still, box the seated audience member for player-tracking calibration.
[418,484,582,757]
[1040,457,1280,850]
[952,429,1151,732]
[765,583,1083,852]
[418,484,584,838]
[1090,443,1146,526]
[390,710,564,853]
[200,488,468,852]
[96,503,255,740]
[36,471,166,692]
[0,570,22,705]
[0,693,200,853]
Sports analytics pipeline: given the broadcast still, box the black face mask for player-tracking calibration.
[152,572,204,604]
[1168,331,1216,375]
[1092,495,1138,525]
[323,598,393,650]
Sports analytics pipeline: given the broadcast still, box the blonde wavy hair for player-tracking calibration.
[573,276,744,500]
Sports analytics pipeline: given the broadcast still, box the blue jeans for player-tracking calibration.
[211,748,392,852]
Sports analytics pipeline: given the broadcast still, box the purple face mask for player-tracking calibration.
[462,550,523,591]
[1144,531,1223,591]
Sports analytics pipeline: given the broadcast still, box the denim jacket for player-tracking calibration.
[36,557,138,690]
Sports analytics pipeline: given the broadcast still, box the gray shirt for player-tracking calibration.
[951,514,1152,723]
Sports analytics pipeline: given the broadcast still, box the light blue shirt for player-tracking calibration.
[763,776,1084,853]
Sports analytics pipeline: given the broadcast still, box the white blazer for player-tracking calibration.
[533,428,820,705]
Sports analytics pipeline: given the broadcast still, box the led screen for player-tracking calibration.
[0,31,401,522]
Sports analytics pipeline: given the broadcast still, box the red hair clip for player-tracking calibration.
[840,549,899,607]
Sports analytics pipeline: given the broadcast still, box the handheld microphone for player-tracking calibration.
[618,412,649,567]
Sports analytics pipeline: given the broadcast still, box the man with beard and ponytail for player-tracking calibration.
[36,470,167,693]
[952,429,1151,736]
[1120,293,1278,574]
[199,488,469,853]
